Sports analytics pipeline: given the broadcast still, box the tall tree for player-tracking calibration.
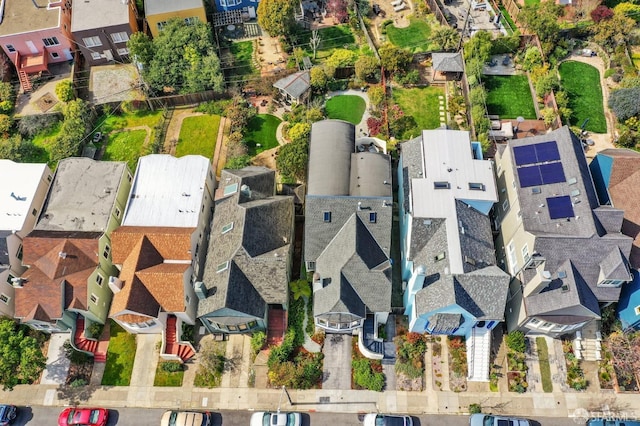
[0,318,46,390]
[258,0,297,37]
[309,30,322,60]
[127,19,223,94]
[518,2,564,56]
[593,11,636,51]
[355,55,379,81]
[432,26,461,51]
[378,44,412,73]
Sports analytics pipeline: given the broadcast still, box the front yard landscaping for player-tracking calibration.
[505,331,528,393]
[194,339,226,388]
[392,86,444,138]
[558,61,607,133]
[353,337,385,391]
[484,75,537,119]
[101,321,137,386]
[101,129,149,172]
[244,114,281,156]
[176,114,221,158]
[536,337,553,392]
[394,332,428,391]
[154,361,184,387]
[325,95,366,125]
[448,336,467,392]
[562,339,588,390]
[385,17,435,52]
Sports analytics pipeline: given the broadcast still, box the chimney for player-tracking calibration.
[524,269,552,297]
[312,272,323,293]
[108,276,123,294]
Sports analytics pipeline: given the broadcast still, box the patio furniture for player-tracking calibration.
[390,0,403,6]
[393,2,406,11]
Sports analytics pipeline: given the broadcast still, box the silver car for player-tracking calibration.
[364,413,413,426]
[250,411,302,426]
[469,414,530,426]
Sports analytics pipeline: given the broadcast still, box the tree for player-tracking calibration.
[378,44,412,73]
[286,122,311,144]
[309,66,328,90]
[607,331,640,388]
[431,26,461,51]
[225,97,255,133]
[225,155,252,169]
[0,82,14,114]
[306,107,324,123]
[609,87,640,121]
[325,49,357,69]
[355,56,379,81]
[290,279,311,300]
[519,2,563,56]
[591,5,614,22]
[0,114,12,136]
[522,46,543,71]
[368,85,386,110]
[0,317,46,390]
[127,19,223,94]
[258,0,297,37]
[614,2,640,21]
[463,30,493,63]
[277,138,308,182]
[0,134,44,162]
[535,72,559,96]
[327,0,348,23]
[50,99,91,163]
[309,30,322,60]
[593,12,635,51]
[55,80,75,102]
[469,86,487,106]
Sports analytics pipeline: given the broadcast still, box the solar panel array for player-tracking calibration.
[547,196,575,219]
[513,141,566,188]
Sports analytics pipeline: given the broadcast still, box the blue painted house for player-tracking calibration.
[398,129,510,381]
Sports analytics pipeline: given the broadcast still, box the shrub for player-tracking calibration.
[506,331,526,353]
[250,331,267,357]
[161,361,183,372]
[353,358,385,391]
[196,99,232,115]
[469,403,482,414]
[604,68,617,78]
[70,378,88,388]
[18,113,61,138]
[55,80,75,102]
[62,341,92,364]
[88,322,103,339]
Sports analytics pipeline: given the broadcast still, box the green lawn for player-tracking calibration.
[244,114,281,156]
[101,321,137,386]
[325,95,366,125]
[386,18,434,52]
[498,6,516,34]
[228,41,257,80]
[99,109,164,134]
[524,0,540,5]
[176,115,221,158]
[392,86,444,138]
[536,337,553,393]
[484,75,537,119]
[102,129,149,172]
[559,61,607,133]
[154,362,185,387]
[299,25,356,59]
[28,121,61,164]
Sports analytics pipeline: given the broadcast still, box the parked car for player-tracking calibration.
[58,407,108,426]
[250,411,302,426]
[161,410,211,426]
[0,405,17,426]
[587,419,640,426]
[469,414,530,426]
[364,413,413,426]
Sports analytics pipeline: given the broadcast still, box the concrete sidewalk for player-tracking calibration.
[40,333,71,385]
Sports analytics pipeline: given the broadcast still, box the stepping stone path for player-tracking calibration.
[439,95,446,126]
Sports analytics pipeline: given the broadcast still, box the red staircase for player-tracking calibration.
[267,308,287,347]
[73,316,108,363]
[18,71,32,92]
[164,315,195,363]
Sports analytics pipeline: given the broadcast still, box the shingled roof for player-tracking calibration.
[273,70,311,100]
[432,52,464,73]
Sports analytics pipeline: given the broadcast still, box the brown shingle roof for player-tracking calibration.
[109,227,193,320]
[16,236,98,322]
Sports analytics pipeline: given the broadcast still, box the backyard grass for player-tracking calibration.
[154,362,185,387]
[228,41,257,79]
[392,86,444,138]
[101,129,149,171]
[325,95,366,125]
[559,61,607,133]
[524,0,540,6]
[28,121,61,164]
[484,75,536,119]
[244,114,281,156]
[299,25,356,59]
[386,17,434,52]
[99,109,164,134]
[176,114,221,158]
[101,321,137,386]
[536,337,553,393]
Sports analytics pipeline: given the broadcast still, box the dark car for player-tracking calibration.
[0,405,17,426]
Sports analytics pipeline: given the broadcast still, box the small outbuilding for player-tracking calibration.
[431,52,464,81]
[273,70,311,105]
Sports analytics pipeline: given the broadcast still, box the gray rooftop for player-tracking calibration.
[144,0,203,15]
[432,52,464,73]
[198,167,294,318]
[273,70,310,99]
[71,0,132,32]
[36,158,128,233]
[308,120,356,196]
[0,0,60,36]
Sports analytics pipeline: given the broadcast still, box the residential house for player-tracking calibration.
[109,155,214,360]
[398,129,509,381]
[198,167,294,340]
[144,0,207,38]
[273,70,311,106]
[0,0,74,92]
[589,149,640,330]
[16,158,131,334]
[495,127,632,340]
[214,0,258,13]
[305,120,392,359]
[0,161,53,318]
[71,0,139,66]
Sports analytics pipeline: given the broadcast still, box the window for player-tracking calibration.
[156,21,168,31]
[238,323,248,331]
[502,199,509,212]
[306,261,316,271]
[507,241,518,274]
[42,37,59,47]
[47,175,52,182]
[529,318,540,325]
[6,274,14,285]
[117,48,129,56]
[369,212,377,223]
[323,211,331,223]
[110,32,129,43]
[434,252,446,261]
[16,245,23,260]
[184,17,197,25]
[223,183,238,196]
[91,52,101,60]
[635,305,640,315]
[90,294,98,304]
[521,244,530,263]
[50,51,59,59]
[531,187,541,194]
[222,222,234,234]
[468,182,485,191]
[512,180,516,189]
[248,320,257,328]
[102,245,110,259]
[6,44,15,53]
[115,207,121,218]
[96,274,104,286]
[83,36,102,47]
[227,325,238,331]
[216,261,229,273]
[599,279,623,287]
[434,181,450,189]
[0,294,9,304]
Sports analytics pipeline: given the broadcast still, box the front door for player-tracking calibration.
[26,40,38,54]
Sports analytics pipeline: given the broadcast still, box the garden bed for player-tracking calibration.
[194,339,226,388]
[561,340,588,391]
[447,336,467,392]
[394,332,427,391]
[352,337,385,391]
[154,361,184,387]
[506,331,528,393]
[432,337,445,391]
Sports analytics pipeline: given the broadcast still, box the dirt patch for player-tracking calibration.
[396,372,423,391]
[66,361,93,386]
[251,146,278,169]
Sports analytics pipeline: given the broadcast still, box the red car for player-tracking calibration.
[58,407,108,426]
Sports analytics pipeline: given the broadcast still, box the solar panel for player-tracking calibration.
[535,141,560,163]
[547,196,574,219]
[518,165,543,187]
[540,162,566,185]
[513,145,537,166]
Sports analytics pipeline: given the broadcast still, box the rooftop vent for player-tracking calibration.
[558,270,567,279]
[58,251,67,259]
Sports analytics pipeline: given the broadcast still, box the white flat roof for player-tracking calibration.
[411,129,498,274]
[123,155,210,228]
[0,161,49,232]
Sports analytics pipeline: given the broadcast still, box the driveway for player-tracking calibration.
[40,333,71,385]
[322,333,352,390]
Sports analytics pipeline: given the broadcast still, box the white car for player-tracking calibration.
[161,410,211,426]
[250,411,302,426]
[364,413,413,426]
[469,414,530,426]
